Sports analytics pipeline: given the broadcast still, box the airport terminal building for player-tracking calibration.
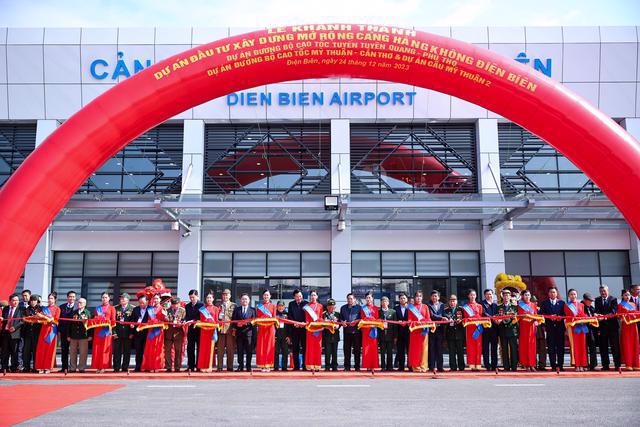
[1,25,639,308]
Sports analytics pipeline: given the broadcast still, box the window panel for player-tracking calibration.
[505,252,530,276]
[233,252,266,277]
[83,252,118,276]
[352,252,381,276]
[118,252,152,276]
[450,252,479,276]
[202,252,232,276]
[54,252,84,277]
[530,252,565,276]
[381,252,414,276]
[267,252,300,277]
[416,252,449,276]
[599,251,630,276]
[565,251,599,276]
[152,252,179,277]
[301,252,330,276]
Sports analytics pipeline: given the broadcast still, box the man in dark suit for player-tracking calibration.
[57,290,77,372]
[427,290,445,372]
[480,289,498,371]
[184,289,204,372]
[538,286,566,371]
[1,294,25,372]
[378,296,396,371]
[394,292,409,371]
[287,289,308,371]
[131,294,149,372]
[232,293,256,372]
[582,293,598,371]
[339,293,361,371]
[595,284,620,370]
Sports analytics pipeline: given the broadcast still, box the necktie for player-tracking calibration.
[6,307,13,330]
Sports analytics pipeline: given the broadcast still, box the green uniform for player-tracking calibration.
[497,303,519,371]
[322,310,341,370]
[444,306,465,371]
[378,307,397,371]
[113,303,135,372]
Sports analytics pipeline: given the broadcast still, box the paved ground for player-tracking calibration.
[3,376,639,426]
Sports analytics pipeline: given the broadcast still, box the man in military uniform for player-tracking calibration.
[274,301,289,371]
[164,297,186,372]
[444,294,465,371]
[113,293,135,372]
[497,289,519,371]
[582,292,599,371]
[322,299,341,371]
[68,297,92,373]
[217,288,236,372]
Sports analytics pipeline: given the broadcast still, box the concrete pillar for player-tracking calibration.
[330,119,350,195]
[177,224,202,301]
[23,120,59,296]
[181,120,205,195]
[622,119,640,284]
[476,118,502,194]
[176,120,205,299]
[476,119,505,290]
[330,119,351,304]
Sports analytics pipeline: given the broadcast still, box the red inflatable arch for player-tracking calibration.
[1,24,639,297]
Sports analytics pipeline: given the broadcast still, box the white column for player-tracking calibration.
[181,120,205,195]
[23,120,59,296]
[622,119,640,284]
[177,120,205,299]
[177,225,202,301]
[476,118,502,194]
[476,119,505,290]
[330,119,351,304]
[330,119,350,195]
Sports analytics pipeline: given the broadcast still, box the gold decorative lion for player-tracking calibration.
[494,273,527,304]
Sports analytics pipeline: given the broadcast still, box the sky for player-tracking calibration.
[0,0,638,28]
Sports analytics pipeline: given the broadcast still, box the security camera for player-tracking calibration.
[337,220,346,231]
[182,231,191,237]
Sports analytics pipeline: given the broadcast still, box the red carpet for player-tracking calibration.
[2,370,639,381]
[0,384,124,426]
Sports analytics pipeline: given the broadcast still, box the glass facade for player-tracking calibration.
[0,124,37,187]
[52,251,179,309]
[202,251,331,305]
[204,123,331,195]
[78,124,183,195]
[351,251,481,304]
[499,123,600,195]
[505,250,631,303]
[350,123,477,194]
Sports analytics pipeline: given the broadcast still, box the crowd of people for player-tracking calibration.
[1,281,639,374]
